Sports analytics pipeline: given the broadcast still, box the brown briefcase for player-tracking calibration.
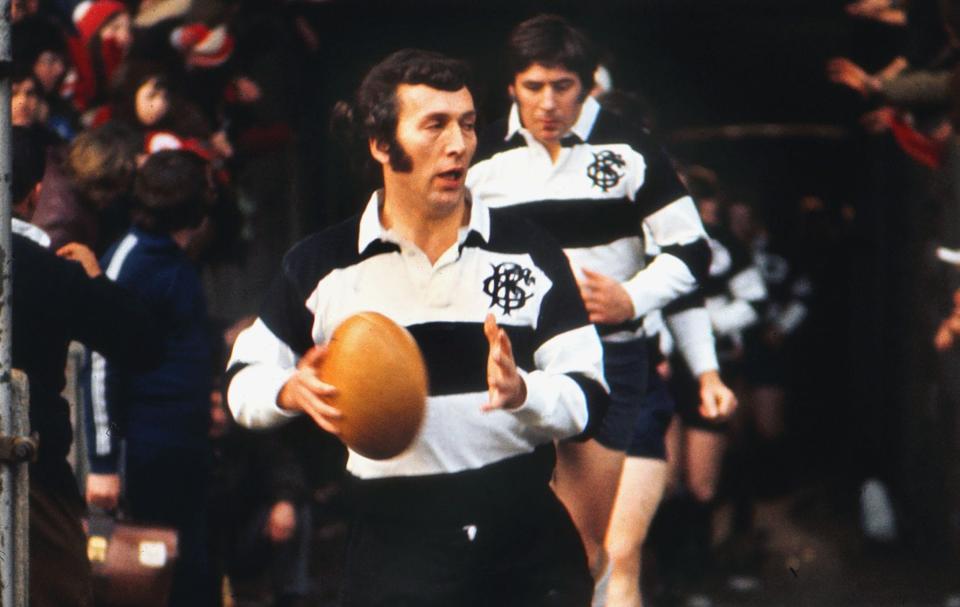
[86,513,179,607]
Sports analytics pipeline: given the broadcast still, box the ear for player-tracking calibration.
[508,84,516,101]
[368,137,390,166]
[15,182,43,221]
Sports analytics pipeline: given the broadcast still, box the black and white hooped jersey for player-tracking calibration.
[752,234,811,337]
[226,193,608,482]
[701,224,767,339]
[467,96,711,341]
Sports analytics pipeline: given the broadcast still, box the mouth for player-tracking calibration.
[436,168,465,185]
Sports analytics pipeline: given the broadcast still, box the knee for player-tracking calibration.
[605,535,641,570]
[688,478,718,503]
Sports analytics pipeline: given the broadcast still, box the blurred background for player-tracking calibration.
[14,0,960,604]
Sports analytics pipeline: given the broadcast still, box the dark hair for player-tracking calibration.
[506,14,597,96]
[354,49,472,171]
[133,150,209,233]
[12,126,47,205]
[110,60,173,127]
[13,16,67,67]
[12,56,36,86]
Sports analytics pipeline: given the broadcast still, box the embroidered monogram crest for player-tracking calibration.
[483,262,535,315]
[586,150,626,192]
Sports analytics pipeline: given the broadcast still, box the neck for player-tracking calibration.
[544,141,562,163]
[380,187,468,264]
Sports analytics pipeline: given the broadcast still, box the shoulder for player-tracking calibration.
[281,214,364,291]
[473,117,524,166]
[13,232,87,290]
[485,212,571,277]
[588,108,666,159]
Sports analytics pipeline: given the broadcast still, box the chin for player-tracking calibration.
[426,190,465,216]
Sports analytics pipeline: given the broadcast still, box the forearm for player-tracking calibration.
[226,318,302,429]
[878,70,952,108]
[622,253,699,319]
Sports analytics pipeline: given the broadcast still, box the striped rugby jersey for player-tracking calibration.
[226,192,608,481]
[467,96,711,342]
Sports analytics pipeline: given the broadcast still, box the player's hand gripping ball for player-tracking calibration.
[313,312,428,460]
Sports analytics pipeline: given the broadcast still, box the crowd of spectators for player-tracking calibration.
[11,1,336,605]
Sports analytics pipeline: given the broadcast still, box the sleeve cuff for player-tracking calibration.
[508,369,588,436]
[680,342,719,377]
[89,456,120,475]
[227,365,300,428]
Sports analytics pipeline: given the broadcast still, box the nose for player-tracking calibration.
[540,86,556,111]
[445,123,466,156]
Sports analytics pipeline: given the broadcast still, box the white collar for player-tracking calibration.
[505,95,601,144]
[357,189,491,254]
[12,218,51,248]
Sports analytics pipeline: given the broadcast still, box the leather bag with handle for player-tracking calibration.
[86,510,179,607]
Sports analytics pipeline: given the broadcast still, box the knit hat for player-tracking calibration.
[170,23,234,69]
[72,0,126,42]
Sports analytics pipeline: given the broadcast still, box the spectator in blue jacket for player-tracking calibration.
[83,149,216,607]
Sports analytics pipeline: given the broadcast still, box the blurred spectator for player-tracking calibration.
[32,121,141,252]
[67,0,135,121]
[12,15,76,139]
[934,287,960,350]
[845,0,908,26]
[83,150,216,607]
[209,319,314,607]
[11,125,161,607]
[12,69,43,129]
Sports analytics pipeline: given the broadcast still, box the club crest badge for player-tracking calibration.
[483,262,535,315]
[586,150,626,192]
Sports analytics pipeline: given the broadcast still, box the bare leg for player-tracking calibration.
[685,428,727,503]
[663,418,683,496]
[554,438,627,577]
[604,456,668,607]
[751,385,784,441]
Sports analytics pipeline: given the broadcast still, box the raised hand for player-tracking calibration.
[481,313,526,411]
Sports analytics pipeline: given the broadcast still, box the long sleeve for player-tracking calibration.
[664,304,719,377]
[878,69,951,109]
[84,349,122,473]
[226,255,314,429]
[622,198,711,319]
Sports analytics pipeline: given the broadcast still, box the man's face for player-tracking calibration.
[100,12,132,53]
[378,84,477,216]
[510,63,584,148]
[33,51,66,94]
[12,79,40,127]
[698,198,720,227]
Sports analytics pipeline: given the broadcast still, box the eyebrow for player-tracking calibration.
[521,77,576,85]
[420,110,477,123]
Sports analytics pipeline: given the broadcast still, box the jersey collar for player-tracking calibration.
[505,95,601,146]
[357,189,491,254]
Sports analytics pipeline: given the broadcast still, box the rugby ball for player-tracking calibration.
[314,312,428,460]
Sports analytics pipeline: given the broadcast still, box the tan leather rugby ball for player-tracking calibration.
[314,312,428,460]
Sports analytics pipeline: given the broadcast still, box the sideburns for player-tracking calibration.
[387,138,413,173]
